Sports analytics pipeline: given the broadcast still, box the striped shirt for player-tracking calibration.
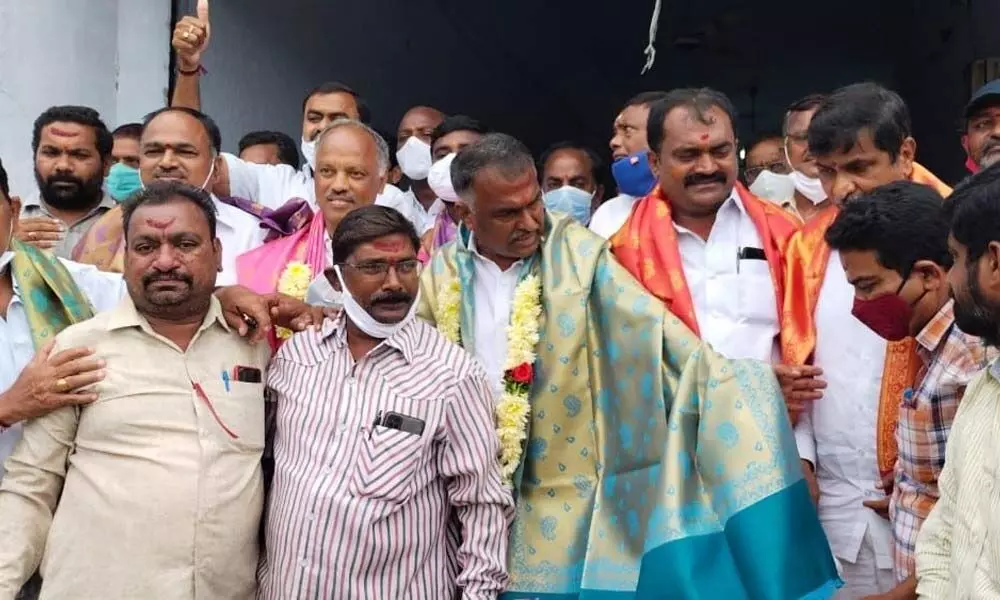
[892,300,993,581]
[259,314,513,600]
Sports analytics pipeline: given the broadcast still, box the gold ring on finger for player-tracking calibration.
[56,378,68,391]
[29,231,37,239]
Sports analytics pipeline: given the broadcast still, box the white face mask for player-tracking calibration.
[333,265,420,339]
[749,170,796,203]
[427,153,459,202]
[396,137,433,181]
[199,160,216,192]
[301,137,317,172]
[784,145,827,204]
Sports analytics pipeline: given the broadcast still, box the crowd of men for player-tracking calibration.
[2,2,1000,599]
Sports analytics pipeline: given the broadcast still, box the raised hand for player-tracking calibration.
[14,215,65,251]
[171,0,211,71]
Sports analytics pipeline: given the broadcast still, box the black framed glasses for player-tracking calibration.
[339,258,422,278]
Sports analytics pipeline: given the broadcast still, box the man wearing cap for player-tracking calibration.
[962,80,1000,174]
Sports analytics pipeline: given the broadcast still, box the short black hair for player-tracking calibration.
[32,105,113,160]
[783,93,828,135]
[625,91,670,110]
[0,157,9,201]
[538,141,604,184]
[375,129,399,168]
[237,130,300,170]
[112,123,143,140]
[825,181,950,275]
[646,88,739,155]
[808,83,911,162]
[301,81,371,124]
[947,162,1000,264]
[142,107,222,154]
[747,132,784,154]
[121,180,218,241]
[431,115,489,148]
[331,205,420,265]
[451,133,535,207]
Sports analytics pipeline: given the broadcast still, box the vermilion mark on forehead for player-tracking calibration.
[146,217,176,229]
[49,126,79,138]
[700,133,710,141]
[372,239,404,252]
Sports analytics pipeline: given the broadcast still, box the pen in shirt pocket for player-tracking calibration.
[221,370,231,392]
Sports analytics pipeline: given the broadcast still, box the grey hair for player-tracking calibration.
[316,118,390,175]
[450,133,535,209]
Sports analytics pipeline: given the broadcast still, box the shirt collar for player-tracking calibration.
[106,294,230,335]
[468,234,524,273]
[24,193,116,217]
[319,309,418,364]
[915,299,956,356]
[672,187,744,234]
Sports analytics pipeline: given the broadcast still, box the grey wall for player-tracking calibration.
[184,0,995,185]
[0,0,170,196]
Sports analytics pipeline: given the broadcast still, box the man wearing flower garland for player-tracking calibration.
[260,205,513,599]
[418,133,840,598]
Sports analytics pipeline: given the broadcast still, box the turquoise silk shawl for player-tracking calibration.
[418,212,840,599]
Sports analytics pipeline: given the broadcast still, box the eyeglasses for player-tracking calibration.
[745,161,792,184]
[340,258,422,278]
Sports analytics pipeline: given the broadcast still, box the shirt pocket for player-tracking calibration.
[348,394,443,504]
[199,379,266,452]
[736,262,779,325]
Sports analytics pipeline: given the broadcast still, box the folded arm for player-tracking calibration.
[439,371,514,599]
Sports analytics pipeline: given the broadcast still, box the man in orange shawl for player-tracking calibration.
[782,82,952,598]
[235,118,389,314]
[610,88,823,415]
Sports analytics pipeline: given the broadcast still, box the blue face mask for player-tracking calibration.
[612,152,657,198]
[543,185,594,225]
[105,162,142,203]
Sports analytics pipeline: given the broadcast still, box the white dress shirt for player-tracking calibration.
[0,258,126,480]
[674,190,780,362]
[213,196,269,287]
[795,250,893,568]
[588,194,636,239]
[468,237,522,392]
[376,189,441,234]
[223,154,405,212]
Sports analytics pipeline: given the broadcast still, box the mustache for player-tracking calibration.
[509,229,538,244]
[684,172,727,187]
[142,271,193,287]
[44,173,84,187]
[982,137,1000,155]
[326,193,356,204]
[370,290,412,305]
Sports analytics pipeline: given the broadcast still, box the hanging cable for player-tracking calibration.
[641,0,662,75]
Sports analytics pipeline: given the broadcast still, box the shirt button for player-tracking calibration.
[306,513,316,522]
[322,466,332,475]
[298,558,308,568]
[338,424,347,433]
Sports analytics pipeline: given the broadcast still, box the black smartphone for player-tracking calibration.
[381,411,425,436]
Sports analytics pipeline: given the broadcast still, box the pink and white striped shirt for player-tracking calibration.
[259,314,513,600]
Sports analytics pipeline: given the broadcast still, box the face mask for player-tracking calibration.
[333,265,420,339]
[749,170,795,202]
[301,137,316,171]
[396,137,433,181]
[427,153,459,202]
[199,160,216,192]
[784,144,827,204]
[105,163,143,203]
[612,152,657,198]
[850,277,925,341]
[543,185,594,225]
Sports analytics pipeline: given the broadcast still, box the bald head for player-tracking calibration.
[316,118,389,175]
[397,105,445,150]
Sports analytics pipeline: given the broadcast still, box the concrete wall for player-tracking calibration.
[0,0,171,197]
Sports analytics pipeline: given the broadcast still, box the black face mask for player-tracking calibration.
[953,263,1000,346]
[34,169,104,212]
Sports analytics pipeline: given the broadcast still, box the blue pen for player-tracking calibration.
[221,370,231,392]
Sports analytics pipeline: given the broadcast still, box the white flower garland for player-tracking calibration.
[437,273,542,487]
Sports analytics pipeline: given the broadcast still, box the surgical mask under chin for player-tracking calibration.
[749,170,795,203]
[105,163,143,203]
[543,185,594,225]
[612,152,657,198]
[784,145,827,204]
[301,137,317,171]
[790,169,827,204]
[396,137,433,181]
[333,265,419,339]
[199,160,216,192]
[427,153,459,202]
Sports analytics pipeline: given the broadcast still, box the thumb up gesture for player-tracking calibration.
[172,0,211,71]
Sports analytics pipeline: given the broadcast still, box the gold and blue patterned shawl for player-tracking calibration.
[419,212,840,599]
[10,240,94,348]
